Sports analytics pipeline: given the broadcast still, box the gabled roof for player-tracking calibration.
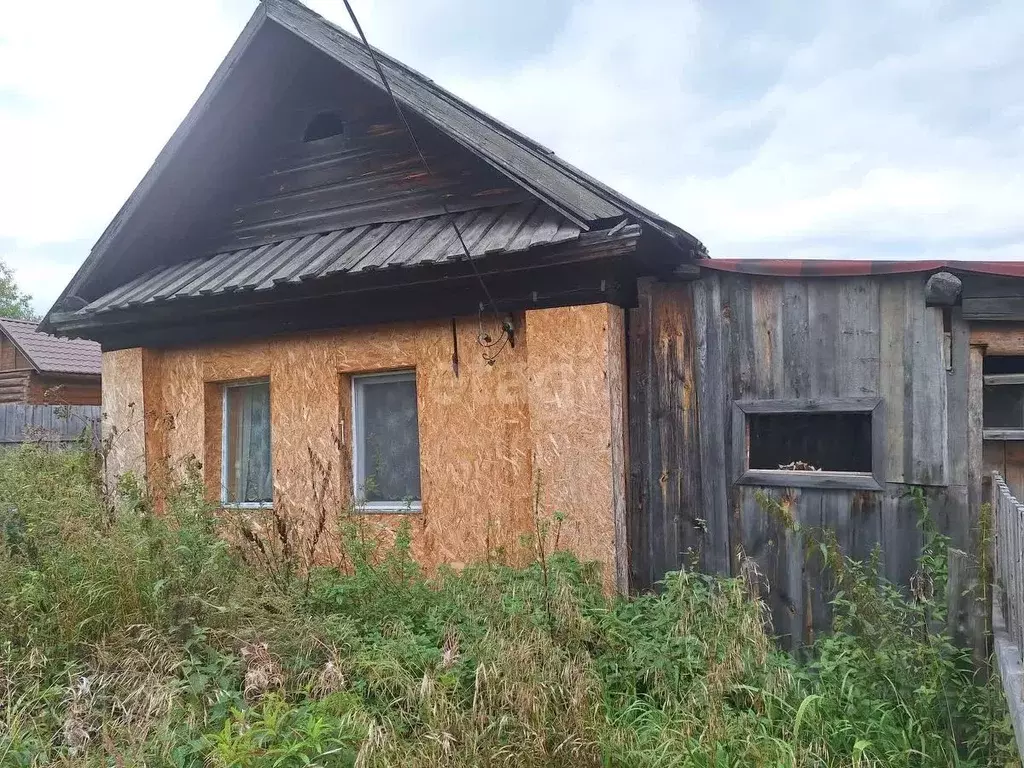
[43,0,703,332]
[262,0,698,245]
[0,318,101,376]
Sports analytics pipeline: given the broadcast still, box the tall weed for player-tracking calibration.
[0,447,1016,766]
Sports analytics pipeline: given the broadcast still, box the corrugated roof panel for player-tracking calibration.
[200,245,274,294]
[506,204,551,253]
[352,220,422,272]
[241,234,318,290]
[291,227,370,281]
[78,203,589,316]
[266,230,346,286]
[382,216,450,267]
[478,201,536,255]
[120,261,197,307]
[175,248,249,297]
[318,222,399,277]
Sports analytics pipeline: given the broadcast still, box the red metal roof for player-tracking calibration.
[0,318,101,376]
[700,259,1024,278]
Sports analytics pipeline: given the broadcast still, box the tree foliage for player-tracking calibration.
[0,258,35,320]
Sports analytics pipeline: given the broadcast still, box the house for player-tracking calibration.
[41,0,1024,642]
[0,318,101,405]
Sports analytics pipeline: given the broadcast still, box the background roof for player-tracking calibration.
[0,318,101,376]
[700,259,1024,278]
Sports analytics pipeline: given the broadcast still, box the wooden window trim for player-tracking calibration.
[732,397,885,491]
[351,370,422,514]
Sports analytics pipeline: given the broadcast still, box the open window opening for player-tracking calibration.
[222,380,272,507]
[303,111,346,142]
[984,356,1024,438]
[352,371,422,512]
[748,412,872,472]
[733,397,883,490]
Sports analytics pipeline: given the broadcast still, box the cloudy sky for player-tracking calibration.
[1,0,1021,315]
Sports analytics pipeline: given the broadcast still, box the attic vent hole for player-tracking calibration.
[303,111,346,142]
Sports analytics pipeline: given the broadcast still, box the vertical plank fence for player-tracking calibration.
[992,471,1024,759]
[0,404,101,448]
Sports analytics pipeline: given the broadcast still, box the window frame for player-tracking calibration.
[220,378,273,509]
[983,374,1024,440]
[732,397,884,491]
[351,370,422,514]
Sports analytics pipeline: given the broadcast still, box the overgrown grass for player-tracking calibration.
[0,446,1016,766]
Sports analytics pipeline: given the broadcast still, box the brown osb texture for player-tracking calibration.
[101,349,146,493]
[135,307,622,581]
[135,306,625,584]
[525,305,625,588]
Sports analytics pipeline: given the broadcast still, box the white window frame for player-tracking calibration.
[351,370,422,513]
[221,379,273,509]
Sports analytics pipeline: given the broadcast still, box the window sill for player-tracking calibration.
[984,429,1024,441]
[221,502,273,510]
[737,469,883,492]
[354,502,422,515]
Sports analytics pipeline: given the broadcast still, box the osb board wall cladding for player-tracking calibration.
[101,348,146,492]
[134,304,626,584]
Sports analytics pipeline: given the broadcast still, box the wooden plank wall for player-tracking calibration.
[627,280,705,589]
[0,404,100,446]
[629,271,969,647]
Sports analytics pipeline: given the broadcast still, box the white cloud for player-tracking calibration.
[1,0,1022,314]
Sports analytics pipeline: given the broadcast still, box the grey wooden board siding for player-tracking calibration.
[905,278,949,486]
[0,404,100,445]
[694,275,731,574]
[675,272,967,647]
[880,279,907,483]
[626,280,706,590]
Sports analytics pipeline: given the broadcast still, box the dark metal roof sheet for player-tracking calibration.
[702,259,1024,278]
[83,202,583,314]
[0,318,101,376]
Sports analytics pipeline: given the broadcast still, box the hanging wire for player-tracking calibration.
[339,0,514,363]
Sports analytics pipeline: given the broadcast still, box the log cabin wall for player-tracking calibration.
[627,271,977,648]
[105,303,629,589]
[27,374,102,406]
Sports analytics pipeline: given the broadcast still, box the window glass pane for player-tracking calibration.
[225,382,272,504]
[356,375,420,503]
[984,385,1024,428]
[748,412,872,472]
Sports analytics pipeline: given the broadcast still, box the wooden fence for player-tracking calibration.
[992,472,1024,758]
[0,404,101,448]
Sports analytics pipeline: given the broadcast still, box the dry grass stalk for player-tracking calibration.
[240,642,284,701]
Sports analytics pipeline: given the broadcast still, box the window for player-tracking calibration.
[303,111,346,142]
[352,371,421,511]
[733,398,883,490]
[983,357,1024,438]
[222,380,272,506]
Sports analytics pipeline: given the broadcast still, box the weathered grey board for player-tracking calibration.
[626,280,705,589]
[629,270,970,648]
[0,404,100,447]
